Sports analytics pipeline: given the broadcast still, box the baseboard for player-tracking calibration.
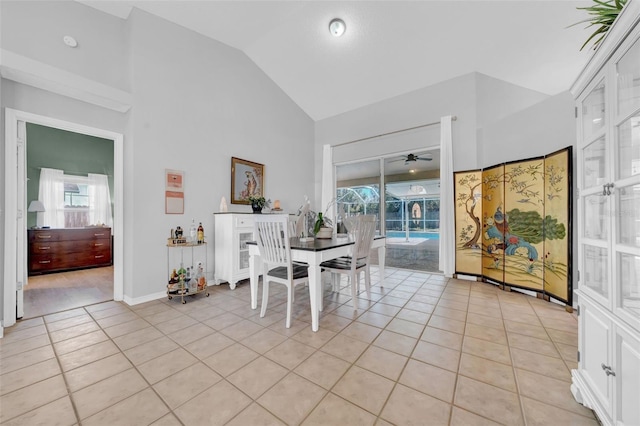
[123,291,166,306]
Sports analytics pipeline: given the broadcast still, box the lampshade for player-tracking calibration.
[28,200,46,212]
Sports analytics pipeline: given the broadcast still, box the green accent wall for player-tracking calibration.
[26,123,114,228]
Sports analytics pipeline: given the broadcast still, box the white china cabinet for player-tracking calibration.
[571,4,640,426]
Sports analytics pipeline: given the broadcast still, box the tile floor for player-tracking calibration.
[0,267,597,425]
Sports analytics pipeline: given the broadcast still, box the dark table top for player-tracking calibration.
[247,235,385,252]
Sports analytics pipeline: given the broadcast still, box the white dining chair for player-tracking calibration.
[254,214,309,328]
[320,215,377,305]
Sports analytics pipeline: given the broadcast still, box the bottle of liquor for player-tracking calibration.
[189,219,197,243]
[197,222,204,244]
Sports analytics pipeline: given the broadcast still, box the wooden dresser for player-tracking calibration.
[28,228,112,275]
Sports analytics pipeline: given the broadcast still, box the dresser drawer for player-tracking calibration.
[29,228,110,243]
[235,216,255,228]
[30,239,110,255]
[30,246,111,272]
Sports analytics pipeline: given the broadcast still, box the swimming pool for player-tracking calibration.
[386,231,440,239]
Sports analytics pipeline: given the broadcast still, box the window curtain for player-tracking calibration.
[88,173,113,227]
[38,168,65,228]
[321,144,335,223]
[438,116,455,277]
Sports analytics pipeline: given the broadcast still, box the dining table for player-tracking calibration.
[247,235,386,332]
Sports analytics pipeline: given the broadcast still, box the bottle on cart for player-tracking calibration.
[189,219,197,243]
[197,222,204,244]
[178,262,186,291]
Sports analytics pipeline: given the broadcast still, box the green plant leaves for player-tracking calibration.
[570,0,627,50]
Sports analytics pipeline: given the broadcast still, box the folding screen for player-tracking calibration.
[454,147,572,305]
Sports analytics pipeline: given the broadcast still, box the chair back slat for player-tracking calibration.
[254,214,291,269]
[351,215,377,260]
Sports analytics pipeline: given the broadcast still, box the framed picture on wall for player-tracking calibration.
[231,157,264,204]
[165,169,184,214]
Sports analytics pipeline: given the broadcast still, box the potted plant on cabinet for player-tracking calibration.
[247,195,269,213]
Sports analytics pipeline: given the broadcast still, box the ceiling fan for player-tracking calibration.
[390,153,433,164]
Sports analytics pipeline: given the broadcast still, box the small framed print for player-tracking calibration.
[165,169,184,214]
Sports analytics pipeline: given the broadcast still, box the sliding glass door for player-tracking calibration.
[335,149,440,272]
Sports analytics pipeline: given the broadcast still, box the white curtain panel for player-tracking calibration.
[88,173,113,227]
[439,116,455,277]
[38,168,65,228]
[321,144,335,223]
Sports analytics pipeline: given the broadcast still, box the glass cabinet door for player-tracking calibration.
[583,80,606,138]
[617,36,640,118]
[613,34,640,330]
[579,76,612,306]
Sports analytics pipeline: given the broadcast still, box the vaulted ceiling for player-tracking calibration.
[81,0,594,121]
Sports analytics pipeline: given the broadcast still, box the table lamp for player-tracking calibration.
[28,200,46,229]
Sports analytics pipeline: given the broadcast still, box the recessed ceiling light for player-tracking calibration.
[63,35,78,48]
[329,18,346,37]
[409,169,416,174]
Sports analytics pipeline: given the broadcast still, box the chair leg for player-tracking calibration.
[260,279,270,318]
[351,272,358,308]
[364,265,371,300]
[286,285,293,328]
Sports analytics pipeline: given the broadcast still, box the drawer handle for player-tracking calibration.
[39,246,50,250]
[37,235,51,239]
[601,363,616,377]
[94,233,105,236]
[38,260,51,264]
[95,255,105,259]
[94,243,103,247]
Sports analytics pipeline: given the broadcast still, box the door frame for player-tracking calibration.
[3,108,124,328]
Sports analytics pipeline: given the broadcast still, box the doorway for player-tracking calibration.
[3,109,124,328]
[23,123,115,319]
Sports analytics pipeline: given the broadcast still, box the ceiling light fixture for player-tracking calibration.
[329,18,346,37]
[63,35,78,48]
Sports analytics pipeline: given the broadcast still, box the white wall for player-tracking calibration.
[126,9,314,299]
[0,1,314,319]
[480,91,575,166]
[475,73,549,129]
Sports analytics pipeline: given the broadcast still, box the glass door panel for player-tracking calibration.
[617,36,640,117]
[618,253,640,321]
[583,244,609,299]
[582,80,606,138]
[616,113,640,180]
[584,194,609,241]
[617,183,640,248]
[383,150,440,272]
[335,159,381,233]
[583,137,607,189]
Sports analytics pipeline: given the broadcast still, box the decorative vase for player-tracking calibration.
[251,203,262,214]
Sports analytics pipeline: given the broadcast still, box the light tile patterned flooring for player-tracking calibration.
[0,267,597,425]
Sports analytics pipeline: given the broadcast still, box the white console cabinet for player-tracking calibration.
[213,213,255,290]
[571,4,640,426]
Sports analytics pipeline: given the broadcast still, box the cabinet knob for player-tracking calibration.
[601,363,616,376]
[38,260,51,264]
[37,235,51,239]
